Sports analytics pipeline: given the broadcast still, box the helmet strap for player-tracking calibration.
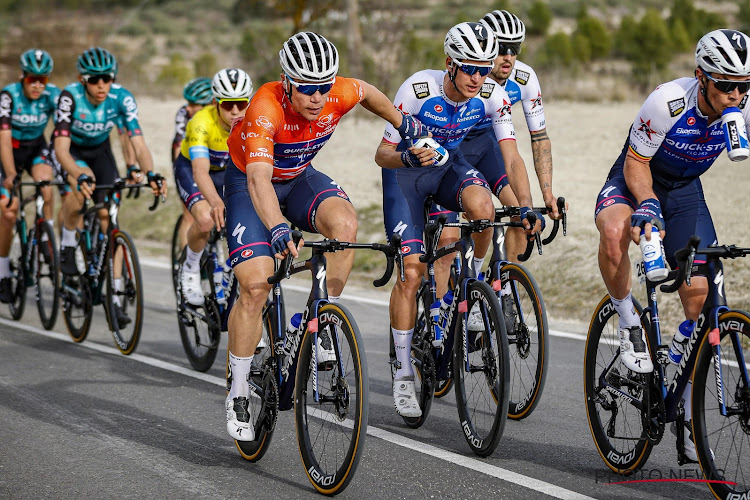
[697,69,718,115]
[448,61,461,94]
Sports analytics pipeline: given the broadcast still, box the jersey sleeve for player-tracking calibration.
[0,90,13,131]
[228,93,280,172]
[518,68,546,132]
[627,84,679,160]
[486,85,517,142]
[183,112,211,160]
[116,87,143,137]
[53,89,76,139]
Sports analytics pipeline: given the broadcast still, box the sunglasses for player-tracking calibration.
[23,75,49,86]
[456,62,494,77]
[497,43,521,56]
[83,74,114,85]
[286,75,335,96]
[704,72,750,94]
[218,99,250,111]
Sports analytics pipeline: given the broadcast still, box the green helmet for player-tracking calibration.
[76,47,118,76]
[183,77,213,105]
[20,49,53,75]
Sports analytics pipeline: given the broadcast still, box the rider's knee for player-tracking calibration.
[192,211,214,234]
[463,192,494,221]
[598,219,629,259]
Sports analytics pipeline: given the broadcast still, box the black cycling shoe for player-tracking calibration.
[59,246,79,276]
[0,277,13,304]
[113,304,131,329]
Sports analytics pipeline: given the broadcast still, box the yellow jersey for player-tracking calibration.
[179,105,230,171]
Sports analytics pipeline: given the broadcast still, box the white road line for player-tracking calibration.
[3,315,594,499]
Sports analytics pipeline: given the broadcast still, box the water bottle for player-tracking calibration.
[213,260,226,305]
[221,259,232,297]
[639,227,668,281]
[283,313,303,356]
[722,107,750,161]
[668,319,694,365]
[430,300,444,347]
[438,290,454,330]
[412,137,449,166]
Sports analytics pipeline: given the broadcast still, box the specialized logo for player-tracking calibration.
[412,82,429,99]
[232,222,246,245]
[479,82,495,99]
[637,117,654,140]
[514,70,529,85]
[667,98,685,117]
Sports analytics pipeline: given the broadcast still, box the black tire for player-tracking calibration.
[61,238,92,342]
[692,310,750,499]
[453,280,510,457]
[295,302,368,495]
[8,229,27,320]
[35,221,60,330]
[234,297,279,462]
[496,263,549,420]
[171,214,183,299]
[177,257,220,372]
[584,295,654,474]
[105,230,143,355]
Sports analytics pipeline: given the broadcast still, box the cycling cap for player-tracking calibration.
[76,47,118,76]
[280,32,339,83]
[696,29,750,77]
[211,68,253,100]
[20,49,53,75]
[481,10,526,44]
[183,77,213,104]
[444,22,499,63]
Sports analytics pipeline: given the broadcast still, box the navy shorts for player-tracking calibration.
[459,128,508,197]
[174,154,226,210]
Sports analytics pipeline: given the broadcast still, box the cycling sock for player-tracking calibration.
[472,257,484,274]
[112,278,123,306]
[392,327,414,379]
[228,351,253,400]
[611,292,640,328]
[184,246,202,272]
[0,256,10,278]
[681,380,693,421]
[61,227,77,248]
[328,295,340,303]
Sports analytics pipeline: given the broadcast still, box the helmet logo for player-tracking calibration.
[733,32,745,49]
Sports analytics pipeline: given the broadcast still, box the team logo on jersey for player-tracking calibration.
[480,82,495,99]
[317,113,334,127]
[434,104,443,113]
[255,115,273,131]
[514,70,530,85]
[667,98,685,117]
[401,246,411,254]
[241,249,253,258]
[336,191,348,199]
[497,99,512,117]
[531,91,542,109]
[687,116,696,126]
[637,118,654,140]
[412,82,430,99]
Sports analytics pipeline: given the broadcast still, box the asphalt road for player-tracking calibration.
[0,257,716,499]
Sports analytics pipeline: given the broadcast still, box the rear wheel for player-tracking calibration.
[171,214,183,298]
[105,230,143,355]
[61,238,92,342]
[692,310,750,499]
[8,229,27,320]
[35,221,60,330]
[177,256,220,372]
[296,302,368,495]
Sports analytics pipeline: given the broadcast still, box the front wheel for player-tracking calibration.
[170,214,183,299]
[295,302,368,495]
[35,221,60,330]
[105,230,143,355]
[8,229,27,320]
[61,238,92,342]
[453,280,510,457]
[692,310,750,498]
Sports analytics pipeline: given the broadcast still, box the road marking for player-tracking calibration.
[3,315,594,499]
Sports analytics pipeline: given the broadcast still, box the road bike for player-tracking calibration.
[6,178,65,330]
[61,178,163,355]
[390,216,510,456]
[584,235,750,499]
[235,232,401,495]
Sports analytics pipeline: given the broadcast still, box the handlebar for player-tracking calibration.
[79,178,163,214]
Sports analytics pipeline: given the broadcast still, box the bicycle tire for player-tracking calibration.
[35,221,60,330]
[61,238,92,342]
[8,229,27,320]
[453,280,510,457]
[105,230,143,355]
[496,262,549,420]
[692,310,750,499]
[234,298,279,462]
[584,294,653,474]
[177,255,220,372]
[295,302,368,495]
[171,214,183,298]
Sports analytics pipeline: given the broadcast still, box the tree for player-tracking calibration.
[671,18,691,53]
[533,32,574,68]
[575,15,611,60]
[629,9,673,78]
[527,1,552,37]
[741,0,750,32]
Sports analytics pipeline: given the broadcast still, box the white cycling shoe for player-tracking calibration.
[393,376,422,418]
[226,395,255,441]
[618,326,653,373]
[180,266,205,306]
[316,331,336,366]
[467,304,485,332]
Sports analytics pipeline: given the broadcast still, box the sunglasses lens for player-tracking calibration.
[24,75,49,85]
[296,83,333,95]
[219,99,249,111]
[498,43,520,56]
[85,74,113,84]
[459,64,492,77]
[714,79,750,94]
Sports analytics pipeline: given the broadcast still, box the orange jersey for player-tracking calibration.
[228,77,365,181]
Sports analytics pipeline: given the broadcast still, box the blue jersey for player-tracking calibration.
[53,82,143,147]
[0,82,60,141]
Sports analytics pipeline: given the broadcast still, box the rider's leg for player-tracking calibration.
[312,196,358,298]
[460,184,495,262]
[30,162,54,222]
[433,227,458,298]
[180,199,212,305]
[0,194,19,302]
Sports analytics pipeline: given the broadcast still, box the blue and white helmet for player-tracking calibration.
[696,29,750,76]
[444,22,498,63]
[481,10,526,44]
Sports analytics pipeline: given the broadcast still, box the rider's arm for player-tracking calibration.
[193,156,224,228]
[119,130,137,171]
[374,138,403,169]
[0,129,16,190]
[530,128,557,214]
[358,81,408,130]
[245,161,290,233]
[499,139,534,209]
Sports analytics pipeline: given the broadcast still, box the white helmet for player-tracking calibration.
[280,32,339,83]
[481,10,526,44]
[696,29,750,76]
[444,22,498,63]
[211,68,253,99]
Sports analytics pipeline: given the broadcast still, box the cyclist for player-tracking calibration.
[375,22,542,418]
[54,47,166,326]
[0,49,60,303]
[594,29,750,462]
[171,77,213,254]
[223,31,428,441]
[177,68,253,306]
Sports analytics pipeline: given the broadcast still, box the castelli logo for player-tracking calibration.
[434,104,443,113]
[401,246,411,254]
[687,117,696,126]
[241,249,253,258]
[473,179,484,185]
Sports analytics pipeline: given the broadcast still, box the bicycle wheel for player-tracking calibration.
[171,214,183,298]
[105,230,143,355]
[295,302,368,495]
[61,238,92,342]
[235,295,280,462]
[177,256,220,372]
[35,221,60,330]
[8,229,27,320]
[692,310,750,499]
[584,294,653,474]
[453,280,510,457]
[496,262,549,420]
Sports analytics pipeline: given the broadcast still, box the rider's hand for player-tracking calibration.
[395,112,429,141]
[401,146,436,168]
[147,171,167,197]
[210,200,226,230]
[2,172,16,193]
[543,192,566,220]
[270,222,299,259]
[77,173,95,199]
[126,165,142,184]
[630,198,665,243]
[520,206,545,235]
